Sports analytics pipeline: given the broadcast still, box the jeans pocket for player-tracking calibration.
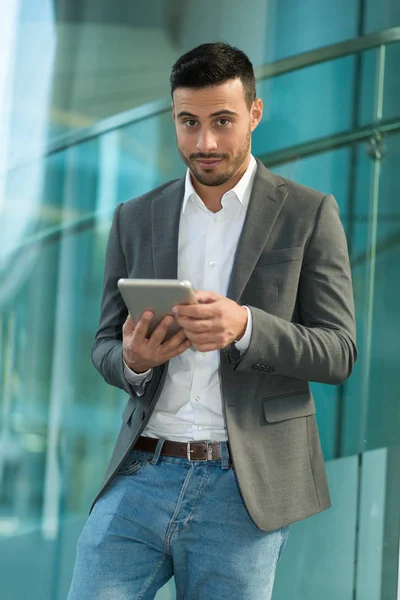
[117,458,147,476]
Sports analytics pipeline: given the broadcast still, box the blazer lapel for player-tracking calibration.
[152,178,185,279]
[227,161,288,302]
[150,162,288,295]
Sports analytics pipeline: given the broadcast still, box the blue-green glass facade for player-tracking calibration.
[0,1,399,599]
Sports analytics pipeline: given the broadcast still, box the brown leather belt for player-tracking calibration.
[133,436,228,462]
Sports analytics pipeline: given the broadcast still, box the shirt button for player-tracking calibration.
[201,352,207,357]
[195,395,201,401]
[209,261,216,268]
[198,426,203,430]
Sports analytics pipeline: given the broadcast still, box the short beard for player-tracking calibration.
[178,130,251,187]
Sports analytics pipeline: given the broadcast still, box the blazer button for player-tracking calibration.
[265,365,275,373]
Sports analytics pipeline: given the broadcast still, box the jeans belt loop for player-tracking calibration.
[149,438,165,464]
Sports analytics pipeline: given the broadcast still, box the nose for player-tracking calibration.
[196,129,218,153]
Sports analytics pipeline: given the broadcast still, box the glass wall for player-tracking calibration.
[1,1,400,598]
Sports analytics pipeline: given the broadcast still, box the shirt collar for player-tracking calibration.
[182,155,257,214]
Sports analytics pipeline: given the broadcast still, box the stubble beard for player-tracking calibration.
[178,130,251,187]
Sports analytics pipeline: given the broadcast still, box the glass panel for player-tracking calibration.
[265,0,358,61]
[363,133,400,451]
[382,43,400,122]
[365,0,400,34]
[254,57,355,154]
[274,455,359,599]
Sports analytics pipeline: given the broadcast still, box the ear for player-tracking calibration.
[250,98,263,132]
[171,101,175,122]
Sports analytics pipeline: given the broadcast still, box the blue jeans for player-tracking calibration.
[68,441,288,600]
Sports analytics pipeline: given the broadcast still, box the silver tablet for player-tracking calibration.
[117,278,197,340]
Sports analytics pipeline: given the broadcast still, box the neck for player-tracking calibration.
[190,155,251,213]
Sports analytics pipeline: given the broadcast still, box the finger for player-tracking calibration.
[173,303,215,319]
[181,329,205,345]
[162,328,187,348]
[147,315,175,348]
[132,311,153,342]
[176,339,193,354]
[123,313,136,333]
[185,335,219,352]
[183,330,224,347]
[165,338,192,359]
[175,316,212,333]
[195,290,219,304]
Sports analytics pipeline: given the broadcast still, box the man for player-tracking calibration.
[68,42,357,599]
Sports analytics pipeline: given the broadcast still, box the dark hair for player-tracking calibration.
[170,42,256,109]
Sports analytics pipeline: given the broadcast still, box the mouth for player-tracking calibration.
[196,158,223,169]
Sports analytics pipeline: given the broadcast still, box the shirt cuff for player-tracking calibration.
[234,306,252,353]
[123,360,153,384]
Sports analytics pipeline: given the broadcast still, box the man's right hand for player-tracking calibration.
[122,311,192,374]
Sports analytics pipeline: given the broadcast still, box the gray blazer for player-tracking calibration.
[91,159,357,532]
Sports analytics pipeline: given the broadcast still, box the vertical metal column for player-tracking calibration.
[353,42,386,600]
[358,43,386,450]
[336,0,367,461]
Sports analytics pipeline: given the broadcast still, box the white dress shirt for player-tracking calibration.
[124,156,257,441]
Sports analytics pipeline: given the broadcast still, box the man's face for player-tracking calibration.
[172,78,262,187]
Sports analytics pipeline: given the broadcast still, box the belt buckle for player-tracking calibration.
[186,441,212,461]
[187,442,194,461]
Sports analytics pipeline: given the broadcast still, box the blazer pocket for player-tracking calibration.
[122,399,137,424]
[263,393,316,423]
[257,246,303,266]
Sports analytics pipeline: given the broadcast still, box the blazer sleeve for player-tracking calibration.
[232,194,357,385]
[91,204,161,396]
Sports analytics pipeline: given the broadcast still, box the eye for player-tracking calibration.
[216,118,231,127]
[184,119,198,128]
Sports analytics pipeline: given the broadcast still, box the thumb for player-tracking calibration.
[195,290,219,304]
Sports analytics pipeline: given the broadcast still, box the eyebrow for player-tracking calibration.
[176,110,239,119]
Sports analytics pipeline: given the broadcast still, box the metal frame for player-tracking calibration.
[254,26,400,80]
[259,117,400,167]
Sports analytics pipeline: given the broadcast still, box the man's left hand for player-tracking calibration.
[173,291,248,352]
